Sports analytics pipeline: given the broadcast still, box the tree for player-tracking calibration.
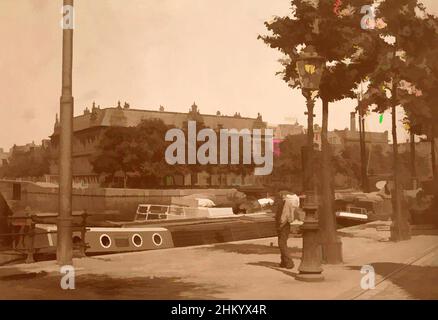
[275,136,361,190]
[136,119,181,187]
[357,103,370,191]
[0,145,50,179]
[271,131,432,192]
[91,119,173,188]
[361,0,438,240]
[260,0,378,263]
[396,14,438,187]
[271,134,309,191]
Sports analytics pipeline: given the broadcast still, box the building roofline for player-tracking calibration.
[97,106,261,121]
[51,125,108,137]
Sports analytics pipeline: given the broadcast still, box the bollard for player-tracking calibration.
[295,204,324,282]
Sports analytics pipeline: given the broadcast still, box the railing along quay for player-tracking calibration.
[0,212,89,263]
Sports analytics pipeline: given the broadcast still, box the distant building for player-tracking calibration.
[8,140,51,154]
[312,112,389,152]
[270,123,305,140]
[49,101,267,187]
[269,122,305,156]
[0,141,50,180]
[0,148,9,167]
[9,142,38,154]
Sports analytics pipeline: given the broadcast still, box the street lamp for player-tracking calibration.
[295,45,325,282]
[296,45,325,92]
[295,45,325,192]
[296,45,324,195]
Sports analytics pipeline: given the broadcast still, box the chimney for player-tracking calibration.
[350,112,357,132]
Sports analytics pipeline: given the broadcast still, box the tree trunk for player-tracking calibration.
[410,131,417,189]
[390,96,411,241]
[431,126,436,184]
[123,174,128,189]
[319,98,343,264]
[431,125,438,222]
[359,108,369,192]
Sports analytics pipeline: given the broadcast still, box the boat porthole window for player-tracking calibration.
[152,233,163,246]
[132,234,143,248]
[100,234,111,249]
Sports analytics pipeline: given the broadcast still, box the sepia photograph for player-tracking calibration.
[0,0,438,308]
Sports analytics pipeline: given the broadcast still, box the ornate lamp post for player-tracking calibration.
[296,45,324,197]
[296,45,324,192]
[295,45,325,282]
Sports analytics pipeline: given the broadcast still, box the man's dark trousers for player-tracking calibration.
[278,223,294,268]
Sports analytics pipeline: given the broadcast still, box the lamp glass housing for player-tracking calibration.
[296,45,325,91]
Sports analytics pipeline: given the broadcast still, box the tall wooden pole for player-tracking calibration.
[57,0,74,265]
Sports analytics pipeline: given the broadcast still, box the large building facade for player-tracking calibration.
[49,102,267,187]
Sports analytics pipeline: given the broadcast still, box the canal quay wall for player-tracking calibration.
[0,180,239,219]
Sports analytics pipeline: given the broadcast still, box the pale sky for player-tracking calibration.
[1,0,437,151]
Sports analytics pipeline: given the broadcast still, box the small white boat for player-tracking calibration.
[135,204,187,221]
[134,204,237,222]
[336,206,369,225]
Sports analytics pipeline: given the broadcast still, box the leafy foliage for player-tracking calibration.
[91,119,175,188]
[270,135,430,190]
[0,146,50,178]
[259,0,377,102]
[361,0,438,132]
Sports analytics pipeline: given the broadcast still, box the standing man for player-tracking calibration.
[275,191,298,269]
